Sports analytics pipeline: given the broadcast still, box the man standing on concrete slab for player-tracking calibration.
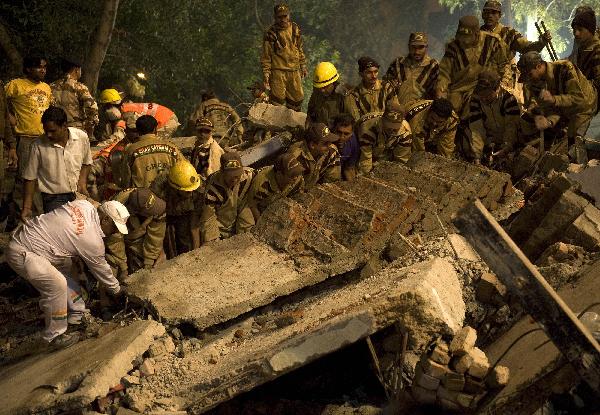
[21,107,93,220]
[5,199,128,349]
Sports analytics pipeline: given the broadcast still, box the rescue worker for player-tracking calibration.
[406,98,459,159]
[50,57,99,139]
[357,102,412,174]
[568,6,600,61]
[106,188,167,277]
[468,70,521,164]
[6,199,128,349]
[307,62,353,125]
[190,117,225,180]
[286,122,341,188]
[187,91,244,146]
[194,152,255,244]
[97,88,126,147]
[332,113,360,181]
[151,160,202,257]
[246,152,304,220]
[436,15,509,119]
[348,57,398,119]
[99,88,179,144]
[518,51,597,163]
[122,115,183,188]
[261,3,307,111]
[570,9,600,91]
[384,33,440,106]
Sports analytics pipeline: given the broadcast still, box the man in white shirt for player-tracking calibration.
[21,106,92,220]
[6,199,129,349]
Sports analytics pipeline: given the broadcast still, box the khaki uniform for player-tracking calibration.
[570,36,600,91]
[123,134,183,188]
[406,100,459,158]
[150,173,202,256]
[483,23,545,60]
[384,55,439,106]
[348,80,397,120]
[307,87,354,124]
[104,188,167,276]
[287,140,341,188]
[50,75,99,133]
[468,88,521,160]
[247,165,303,215]
[188,98,244,145]
[261,22,306,109]
[199,168,255,243]
[436,32,509,118]
[357,113,412,173]
[524,60,597,140]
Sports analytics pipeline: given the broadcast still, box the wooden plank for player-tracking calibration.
[453,199,600,393]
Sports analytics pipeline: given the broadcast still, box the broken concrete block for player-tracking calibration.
[447,234,480,261]
[538,152,569,175]
[437,385,460,403]
[486,365,510,388]
[414,364,441,390]
[121,374,140,388]
[411,385,437,405]
[512,145,539,179]
[123,386,154,413]
[429,341,451,365]
[564,204,600,251]
[467,347,490,379]
[0,320,164,415]
[442,372,465,391]
[449,326,477,356]
[148,336,175,358]
[567,163,600,209]
[247,102,306,131]
[475,272,507,305]
[420,357,451,379]
[456,393,475,408]
[453,354,474,374]
[139,358,155,377]
[537,242,585,267]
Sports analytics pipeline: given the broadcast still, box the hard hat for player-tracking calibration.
[99,88,123,104]
[313,62,339,88]
[168,160,201,192]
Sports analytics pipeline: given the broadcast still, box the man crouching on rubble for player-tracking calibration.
[6,199,130,349]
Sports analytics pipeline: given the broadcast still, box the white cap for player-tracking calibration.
[99,201,130,234]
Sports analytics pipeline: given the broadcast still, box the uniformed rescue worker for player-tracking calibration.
[122,115,183,188]
[286,122,341,188]
[190,117,225,180]
[384,32,440,106]
[570,9,600,92]
[50,57,99,139]
[187,91,244,146]
[348,57,398,119]
[194,152,255,244]
[468,69,521,164]
[151,160,202,258]
[261,3,307,111]
[436,15,509,119]
[246,152,304,220]
[307,62,353,125]
[357,102,412,174]
[518,51,597,163]
[406,98,459,159]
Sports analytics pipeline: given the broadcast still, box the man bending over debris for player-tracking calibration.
[5,199,129,349]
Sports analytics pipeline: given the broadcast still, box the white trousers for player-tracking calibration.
[6,241,86,342]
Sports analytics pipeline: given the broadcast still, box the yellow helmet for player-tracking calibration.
[313,62,339,88]
[168,160,202,192]
[99,88,123,104]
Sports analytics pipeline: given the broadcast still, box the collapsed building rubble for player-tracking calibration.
[2,151,600,415]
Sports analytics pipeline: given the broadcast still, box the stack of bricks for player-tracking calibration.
[410,326,510,411]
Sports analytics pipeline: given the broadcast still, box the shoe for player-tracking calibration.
[48,332,80,350]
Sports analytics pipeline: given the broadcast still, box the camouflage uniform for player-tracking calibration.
[570,36,600,92]
[199,168,255,243]
[261,15,306,110]
[50,74,99,134]
[307,86,354,125]
[104,188,167,275]
[347,80,397,120]
[286,139,341,188]
[188,98,244,145]
[246,165,303,215]
[483,23,546,61]
[356,111,412,174]
[468,87,521,160]
[405,100,459,158]
[122,133,183,188]
[436,23,509,118]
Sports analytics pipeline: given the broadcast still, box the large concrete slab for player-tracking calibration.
[139,258,465,414]
[482,260,600,414]
[0,320,164,415]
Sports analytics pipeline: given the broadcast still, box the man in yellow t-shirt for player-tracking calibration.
[5,55,54,177]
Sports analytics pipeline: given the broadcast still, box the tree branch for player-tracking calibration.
[0,19,22,75]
